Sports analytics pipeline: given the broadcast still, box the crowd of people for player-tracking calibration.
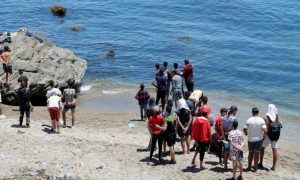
[0,45,77,134]
[135,60,282,180]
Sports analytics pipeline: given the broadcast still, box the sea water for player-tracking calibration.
[1,1,300,141]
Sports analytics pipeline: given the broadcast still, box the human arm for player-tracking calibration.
[156,122,167,131]
[208,121,212,144]
[176,116,185,130]
[185,113,192,132]
[152,79,157,88]
[243,120,249,135]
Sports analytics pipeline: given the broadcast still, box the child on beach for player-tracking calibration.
[156,106,177,164]
[135,84,150,121]
[215,108,228,164]
[18,81,32,127]
[146,97,155,150]
[47,94,62,134]
[228,120,245,180]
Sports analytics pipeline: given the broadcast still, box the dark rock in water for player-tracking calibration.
[51,5,67,17]
[106,50,115,58]
[70,26,82,32]
[177,36,193,42]
[0,31,87,105]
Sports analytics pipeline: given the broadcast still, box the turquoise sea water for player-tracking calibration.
[1,1,300,117]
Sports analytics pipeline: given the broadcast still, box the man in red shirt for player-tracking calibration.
[181,59,194,92]
[215,108,228,164]
[148,106,165,161]
[191,108,212,169]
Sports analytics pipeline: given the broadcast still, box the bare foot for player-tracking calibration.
[191,160,195,165]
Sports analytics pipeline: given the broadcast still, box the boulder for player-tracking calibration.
[1,32,87,105]
[51,5,67,17]
[70,26,82,32]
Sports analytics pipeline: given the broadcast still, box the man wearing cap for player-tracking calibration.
[222,105,238,169]
[180,59,194,92]
[243,108,267,172]
[0,46,13,85]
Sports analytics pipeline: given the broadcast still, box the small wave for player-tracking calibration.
[102,90,128,94]
[80,85,92,92]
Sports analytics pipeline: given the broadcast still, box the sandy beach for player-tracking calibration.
[0,101,299,180]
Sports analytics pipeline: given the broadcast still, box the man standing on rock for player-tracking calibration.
[0,46,13,86]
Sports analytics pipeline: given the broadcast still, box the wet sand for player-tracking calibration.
[0,99,299,179]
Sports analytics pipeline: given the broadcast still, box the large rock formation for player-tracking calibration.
[1,32,87,105]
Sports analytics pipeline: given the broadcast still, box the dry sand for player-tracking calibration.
[0,104,299,180]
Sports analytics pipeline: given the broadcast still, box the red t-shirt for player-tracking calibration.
[182,65,193,81]
[202,105,212,115]
[148,114,164,135]
[215,116,223,139]
[192,117,212,144]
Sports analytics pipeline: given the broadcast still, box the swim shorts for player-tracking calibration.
[248,139,263,152]
[3,64,12,74]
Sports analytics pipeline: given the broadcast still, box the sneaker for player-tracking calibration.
[0,115,7,119]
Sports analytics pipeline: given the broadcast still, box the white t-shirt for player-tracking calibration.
[46,87,62,98]
[244,116,266,142]
[172,75,182,89]
[48,96,61,108]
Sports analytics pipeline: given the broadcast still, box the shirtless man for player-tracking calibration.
[0,46,13,85]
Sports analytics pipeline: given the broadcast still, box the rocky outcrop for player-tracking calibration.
[1,32,87,105]
[51,5,67,17]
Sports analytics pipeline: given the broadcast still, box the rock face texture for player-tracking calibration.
[1,32,87,105]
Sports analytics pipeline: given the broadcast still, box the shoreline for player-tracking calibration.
[0,104,299,179]
[78,86,300,144]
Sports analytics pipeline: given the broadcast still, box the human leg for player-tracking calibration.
[158,135,163,160]
[71,110,76,126]
[271,148,278,171]
[232,160,237,179]
[150,134,158,160]
[186,135,191,154]
[25,110,30,127]
[259,147,265,167]
[139,105,143,120]
[180,138,186,154]
[248,151,254,169]
[19,109,25,126]
[217,141,223,164]
[199,142,207,169]
[62,108,67,126]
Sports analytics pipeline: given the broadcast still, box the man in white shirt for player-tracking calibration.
[46,80,62,98]
[243,107,267,172]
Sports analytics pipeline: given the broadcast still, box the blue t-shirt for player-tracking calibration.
[156,75,167,91]
[223,115,238,132]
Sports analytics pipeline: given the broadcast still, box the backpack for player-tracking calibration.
[267,116,282,141]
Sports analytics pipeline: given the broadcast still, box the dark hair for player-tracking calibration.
[184,59,189,65]
[220,108,228,114]
[252,107,259,115]
[67,79,75,87]
[49,80,55,87]
[155,63,160,70]
[21,81,28,88]
[184,91,191,99]
[166,106,172,114]
[4,46,11,52]
[158,68,164,75]
[167,99,173,107]
[202,96,208,104]
[19,69,24,74]
[173,63,178,69]
[233,120,238,129]
[140,83,145,90]
[163,61,168,67]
